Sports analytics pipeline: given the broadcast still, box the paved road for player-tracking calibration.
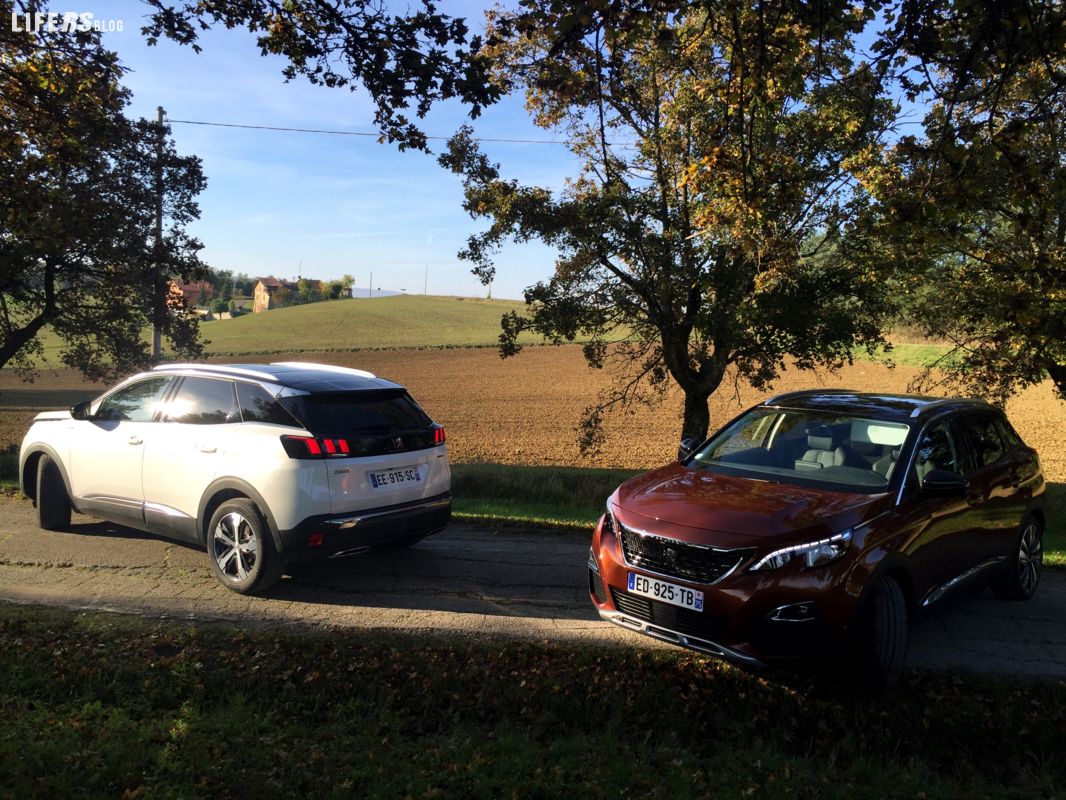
[0,496,1063,680]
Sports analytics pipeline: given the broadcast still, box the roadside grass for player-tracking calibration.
[0,603,1063,799]
[450,462,639,529]
[0,445,17,491]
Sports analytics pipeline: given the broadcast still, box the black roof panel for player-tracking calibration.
[152,362,404,392]
[760,390,990,422]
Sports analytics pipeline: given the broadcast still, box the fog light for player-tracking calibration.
[308,532,325,548]
[770,602,817,622]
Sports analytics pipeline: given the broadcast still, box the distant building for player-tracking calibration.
[253,277,296,312]
[253,276,328,312]
[169,279,215,308]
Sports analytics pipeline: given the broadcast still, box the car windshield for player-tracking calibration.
[686,408,912,494]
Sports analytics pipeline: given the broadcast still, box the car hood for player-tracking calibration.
[613,462,892,548]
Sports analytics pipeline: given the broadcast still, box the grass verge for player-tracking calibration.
[0,603,1063,799]
[451,462,639,529]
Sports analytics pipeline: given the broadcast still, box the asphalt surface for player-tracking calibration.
[0,495,1064,681]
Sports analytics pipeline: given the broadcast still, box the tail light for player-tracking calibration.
[433,425,446,446]
[281,435,350,459]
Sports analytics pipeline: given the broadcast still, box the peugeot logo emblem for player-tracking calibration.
[390,436,404,451]
[664,547,678,568]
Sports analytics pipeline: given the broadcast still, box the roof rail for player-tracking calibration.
[763,389,855,406]
[270,361,376,379]
[152,363,280,381]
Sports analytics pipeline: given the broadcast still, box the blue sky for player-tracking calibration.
[90,1,574,300]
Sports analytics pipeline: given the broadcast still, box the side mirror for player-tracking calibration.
[678,437,700,462]
[921,468,967,495]
[70,400,92,421]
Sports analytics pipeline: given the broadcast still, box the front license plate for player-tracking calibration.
[367,465,424,489]
[628,573,704,611]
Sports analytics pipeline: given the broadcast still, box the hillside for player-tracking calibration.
[28,293,947,365]
[201,295,537,355]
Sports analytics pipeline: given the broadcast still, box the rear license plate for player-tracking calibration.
[628,573,704,611]
[367,465,424,489]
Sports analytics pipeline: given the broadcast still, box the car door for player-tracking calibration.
[957,411,1030,564]
[68,375,175,528]
[141,376,241,542]
[896,414,986,598]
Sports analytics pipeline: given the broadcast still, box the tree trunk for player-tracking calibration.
[681,389,712,443]
[1046,360,1066,404]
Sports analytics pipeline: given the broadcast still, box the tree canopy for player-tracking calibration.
[868,0,1066,402]
[143,0,501,150]
[442,1,898,444]
[0,19,206,380]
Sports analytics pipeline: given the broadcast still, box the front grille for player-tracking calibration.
[610,587,727,643]
[588,568,608,604]
[619,525,751,585]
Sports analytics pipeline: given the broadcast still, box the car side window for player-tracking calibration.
[994,416,1023,449]
[236,382,299,427]
[164,377,239,425]
[912,418,961,487]
[965,413,1006,470]
[94,377,173,422]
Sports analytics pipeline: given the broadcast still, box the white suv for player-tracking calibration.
[19,362,452,594]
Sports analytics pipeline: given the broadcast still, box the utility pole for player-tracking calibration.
[424,264,428,295]
[151,106,164,361]
[369,271,373,299]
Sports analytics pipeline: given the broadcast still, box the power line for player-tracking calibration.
[166,118,577,146]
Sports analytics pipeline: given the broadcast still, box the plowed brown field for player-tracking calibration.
[2,345,1064,481]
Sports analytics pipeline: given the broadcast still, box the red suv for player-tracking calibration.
[588,391,1046,685]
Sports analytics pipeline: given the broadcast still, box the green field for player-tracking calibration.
[32,296,543,363]
[29,294,953,364]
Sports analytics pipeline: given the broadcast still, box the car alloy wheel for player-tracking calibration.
[1018,521,1043,596]
[207,498,284,595]
[993,516,1043,601]
[213,511,259,582]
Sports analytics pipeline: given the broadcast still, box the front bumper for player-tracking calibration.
[588,516,853,664]
[279,492,452,560]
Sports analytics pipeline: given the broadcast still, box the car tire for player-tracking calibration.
[36,454,71,531]
[992,516,1043,601]
[858,576,908,689]
[207,499,284,595]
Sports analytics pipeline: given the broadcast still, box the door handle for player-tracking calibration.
[128,436,143,446]
[197,444,217,453]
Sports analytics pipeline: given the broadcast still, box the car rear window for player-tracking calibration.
[281,390,432,437]
[235,382,300,427]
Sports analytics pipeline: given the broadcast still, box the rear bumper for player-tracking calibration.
[279,492,452,560]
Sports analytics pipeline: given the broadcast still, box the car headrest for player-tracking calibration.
[806,434,835,451]
[806,425,835,451]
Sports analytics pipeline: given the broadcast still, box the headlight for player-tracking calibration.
[603,497,617,535]
[750,529,852,572]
